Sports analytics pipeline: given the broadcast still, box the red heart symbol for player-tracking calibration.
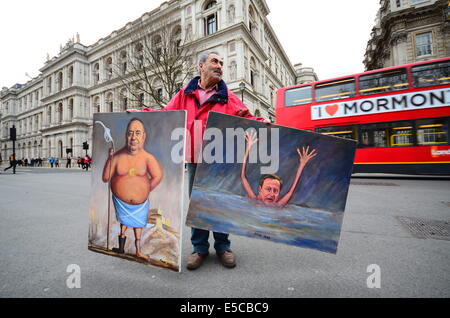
[326,104,339,116]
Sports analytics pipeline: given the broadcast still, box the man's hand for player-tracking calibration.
[297,146,317,167]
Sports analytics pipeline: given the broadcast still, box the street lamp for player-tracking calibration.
[239,82,246,103]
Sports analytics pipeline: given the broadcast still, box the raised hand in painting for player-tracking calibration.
[297,146,317,168]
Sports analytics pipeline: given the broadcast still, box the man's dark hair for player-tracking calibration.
[259,174,283,189]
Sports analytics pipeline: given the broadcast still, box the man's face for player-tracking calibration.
[200,53,224,85]
[257,178,281,203]
[126,120,146,154]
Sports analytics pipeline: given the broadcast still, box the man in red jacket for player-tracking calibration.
[139,51,269,270]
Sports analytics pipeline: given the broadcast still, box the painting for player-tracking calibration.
[186,112,357,254]
[88,111,186,272]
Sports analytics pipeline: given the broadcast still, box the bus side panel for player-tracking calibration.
[354,146,450,175]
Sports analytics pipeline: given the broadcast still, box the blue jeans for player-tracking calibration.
[187,163,231,255]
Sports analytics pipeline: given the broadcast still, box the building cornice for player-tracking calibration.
[41,86,89,104]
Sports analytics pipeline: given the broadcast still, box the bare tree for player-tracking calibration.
[114,20,195,109]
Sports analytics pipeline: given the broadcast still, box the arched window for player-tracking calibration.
[47,106,52,125]
[57,103,63,123]
[204,0,216,10]
[204,1,218,36]
[57,72,63,91]
[68,66,74,86]
[47,77,52,94]
[58,140,63,158]
[250,57,258,89]
[48,140,52,157]
[68,98,74,119]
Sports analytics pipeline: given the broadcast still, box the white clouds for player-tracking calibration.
[265,0,380,80]
[0,0,380,87]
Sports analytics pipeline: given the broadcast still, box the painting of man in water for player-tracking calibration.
[186,112,357,253]
[88,111,186,272]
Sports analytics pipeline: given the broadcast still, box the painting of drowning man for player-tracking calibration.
[186,112,357,253]
[88,111,186,271]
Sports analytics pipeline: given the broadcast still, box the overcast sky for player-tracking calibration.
[0,0,380,88]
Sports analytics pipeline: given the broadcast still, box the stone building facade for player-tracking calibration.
[0,0,315,162]
[364,0,449,71]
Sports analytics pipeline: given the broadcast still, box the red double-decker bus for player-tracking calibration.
[276,57,450,175]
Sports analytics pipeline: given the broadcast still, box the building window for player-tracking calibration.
[416,32,433,57]
[205,1,216,10]
[57,72,63,91]
[68,66,74,86]
[396,0,401,8]
[47,77,52,94]
[57,103,63,123]
[206,14,217,35]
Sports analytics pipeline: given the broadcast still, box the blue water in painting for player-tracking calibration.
[187,187,343,254]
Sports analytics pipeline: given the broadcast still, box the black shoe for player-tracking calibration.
[112,236,126,254]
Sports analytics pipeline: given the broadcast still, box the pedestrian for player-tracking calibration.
[131,51,270,270]
[83,155,90,171]
[3,153,17,174]
[77,157,82,168]
[66,157,71,168]
[48,157,54,168]
[55,158,59,168]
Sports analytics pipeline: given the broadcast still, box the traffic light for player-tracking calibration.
[9,126,16,141]
[83,142,89,150]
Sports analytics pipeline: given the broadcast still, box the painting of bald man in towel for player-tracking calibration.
[186,112,357,253]
[89,111,186,272]
[102,118,163,262]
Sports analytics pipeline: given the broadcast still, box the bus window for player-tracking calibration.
[360,123,388,148]
[412,61,450,88]
[316,125,357,141]
[315,78,356,102]
[285,86,312,107]
[416,118,449,146]
[389,122,414,147]
[359,68,408,96]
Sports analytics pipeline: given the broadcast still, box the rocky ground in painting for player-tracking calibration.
[0,167,449,297]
